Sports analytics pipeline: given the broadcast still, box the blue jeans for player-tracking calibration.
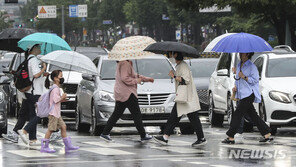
[23,93,40,140]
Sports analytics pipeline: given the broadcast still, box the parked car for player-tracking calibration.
[76,55,196,135]
[0,83,8,136]
[3,53,25,117]
[253,53,296,134]
[1,52,17,61]
[185,58,219,114]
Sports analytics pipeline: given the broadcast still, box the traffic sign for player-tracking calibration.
[103,20,112,25]
[69,4,87,18]
[38,6,56,18]
[176,30,181,40]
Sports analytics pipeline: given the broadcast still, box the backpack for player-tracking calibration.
[36,85,58,118]
[14,57,34,92]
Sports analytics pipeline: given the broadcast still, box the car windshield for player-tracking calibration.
[189,60,218,78]
[100,59,173,80]
[267,58,296,77]
[0,61,10,72]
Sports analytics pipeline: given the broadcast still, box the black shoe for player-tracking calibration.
[259,137,274,143]
[141,134,152,143]
[153,135,168,145]
[100,134,114,142]
[192,138,207,147]
[222,138,235,144]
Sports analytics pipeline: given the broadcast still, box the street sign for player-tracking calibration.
[38,6,56,18]
[176,30,181,40]
[69,4,87,18]
[103,20,112,25]
[69,5,78,17]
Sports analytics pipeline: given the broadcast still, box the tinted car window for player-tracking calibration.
[267,58,296,77]
[217,53,231,71]
[100,59,173,80]
[190,61,218,78]
[254,57,264,77]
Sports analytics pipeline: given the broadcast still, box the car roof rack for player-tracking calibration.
[273,45,294,53]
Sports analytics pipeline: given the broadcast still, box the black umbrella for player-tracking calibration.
[144,41,199,57]
[0,28,37,52]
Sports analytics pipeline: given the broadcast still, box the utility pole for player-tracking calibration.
[61,5,65,39]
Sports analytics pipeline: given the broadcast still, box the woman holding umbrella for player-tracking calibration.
[153,52,206,147]
[100,36,156,142]
[211,32,274,144]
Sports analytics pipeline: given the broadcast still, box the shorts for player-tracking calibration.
[48,115,66,131]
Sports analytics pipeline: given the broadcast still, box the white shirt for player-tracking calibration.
[26,54,46,95]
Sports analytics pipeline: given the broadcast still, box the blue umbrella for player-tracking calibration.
[18,32,71,54]
[211,32,273,53]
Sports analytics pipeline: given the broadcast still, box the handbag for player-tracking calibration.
[175,77,188,103]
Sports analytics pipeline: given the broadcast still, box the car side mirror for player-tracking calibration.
[82,73,95,81]
[217,69,229,76]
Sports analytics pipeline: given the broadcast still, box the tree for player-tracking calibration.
[168,0,296,49]
[0,11,11,31]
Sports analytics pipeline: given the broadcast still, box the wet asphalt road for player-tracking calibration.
[1,117,296,167]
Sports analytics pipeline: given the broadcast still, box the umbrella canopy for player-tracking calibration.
[203,33,236,52]
[18,33,71,55]
[144,41,199,57]
[108,36,156,61]
[211,32,273,53]
[40,50,97,75]
[0,28,37,52]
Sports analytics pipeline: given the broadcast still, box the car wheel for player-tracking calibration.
[90,104,104,136]
[8,96,16,117]
[180,124,194,135]
[270,125,278,135]
[75,105,90,132]
[227,95,234,125]
[208,93,224,127]
[259,99,267,121]
[0,125,7,137]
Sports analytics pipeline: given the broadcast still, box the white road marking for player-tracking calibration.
[170,159,185,162]
[151,146,210,154]
[80,147,134,155]
[17,158,79,162]
[82,141,131,148]
[7,150,57,158]
[211,165,233,167]
[188,161,208,165]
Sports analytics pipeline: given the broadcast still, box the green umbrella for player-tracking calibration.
[18,32,71,54]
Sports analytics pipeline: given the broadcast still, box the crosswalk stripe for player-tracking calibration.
[211,165,233,167]
[80,147,134,155]
[82,141,131,148]
[188,161,208,165]
[150,146,211,154]
[7,150,57,158]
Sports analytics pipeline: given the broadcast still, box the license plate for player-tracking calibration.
[140,107,165,114]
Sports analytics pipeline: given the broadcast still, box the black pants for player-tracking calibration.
[226,94,270,138]
[13,99,30,133]
[102,94,146,138]
[164,104,205,140]
[22,93,40,140]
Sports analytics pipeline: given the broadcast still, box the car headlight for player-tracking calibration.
[269,91,291,103]
[99,91,115,102]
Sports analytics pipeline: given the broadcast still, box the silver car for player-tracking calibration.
[76,55,194,135]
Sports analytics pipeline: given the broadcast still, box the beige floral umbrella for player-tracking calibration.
[108,36,156,61]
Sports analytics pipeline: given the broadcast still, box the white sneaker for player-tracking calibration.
[17,130,29,145]
[29,140,41,146]
[234,134,244,144]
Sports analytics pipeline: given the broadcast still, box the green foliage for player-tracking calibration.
[0,11,11,31]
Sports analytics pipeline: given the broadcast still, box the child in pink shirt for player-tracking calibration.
[40,70,79,153]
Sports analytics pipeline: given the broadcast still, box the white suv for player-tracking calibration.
[208,53,239,126]
[253,53,296,134]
